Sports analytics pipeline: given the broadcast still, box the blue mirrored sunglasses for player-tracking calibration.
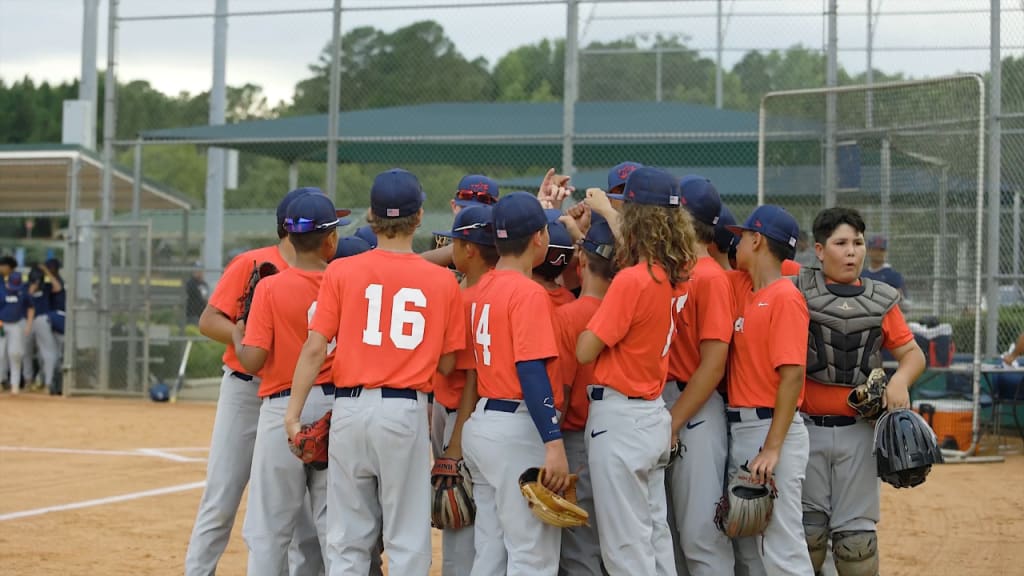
[285,216,339,234]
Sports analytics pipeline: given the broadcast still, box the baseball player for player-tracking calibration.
[551,211,616,576]
[421,174,500,268]
[711,205,737,271]
[185,187,335,576]
[533,211,577,307]
[725,204,814,576]
[576,167,696,576]
[429,204,499,576]
[661,176,736,576]
[0,262,33,395]
[232,192,346,576]
[796,207,924,576]
[285,168,465,576]
[22,263,59,392]
[461,191,570,576]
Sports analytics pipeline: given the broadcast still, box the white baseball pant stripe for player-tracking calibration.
[586,386,676,576]
[728,412,814,576]
[326,388,432,576]
[462,398,562,576]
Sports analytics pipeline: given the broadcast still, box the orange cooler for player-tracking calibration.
[912,399,972,451]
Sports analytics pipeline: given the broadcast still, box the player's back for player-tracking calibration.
[468,268,562,407]
[669,256,735,382]
[319,250,463,391]
[554,295,602,431]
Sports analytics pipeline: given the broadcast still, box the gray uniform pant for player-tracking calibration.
[463,399,562,576]
[244,388,335,576]
[728,410,814,576]
[0,319,26,392]
[586,386,676,576]
[23,314,58,387]
[559,429,606,576]
[430,405,476,576]
[184,368,324,576]
[662,382,734,576]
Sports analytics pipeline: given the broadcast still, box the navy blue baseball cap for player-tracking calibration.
[353,226,378,248]
[284,193,351,234]
[713,204,737,252]
[610,167,681,207]
[727,205,800,252]
[334,236,373,260]
[493,192,547,241]
[434,205,495,247]
[607,161,643,191]
[370,168,425,219]
[582,212,616,260]
[454,175,499,207]
[277,187,351,229]
[679,175,722,225]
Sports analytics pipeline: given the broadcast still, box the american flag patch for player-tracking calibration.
[387,208,400,217]
[669,195,680,205]
[497,229,508,239]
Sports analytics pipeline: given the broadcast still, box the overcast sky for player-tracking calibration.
[1,0,1021,107]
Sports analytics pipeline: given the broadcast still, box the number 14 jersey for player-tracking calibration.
[311,250,466,392]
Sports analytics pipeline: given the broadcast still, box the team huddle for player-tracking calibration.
[184,162,940,576]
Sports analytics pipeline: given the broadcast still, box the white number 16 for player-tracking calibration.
[362,284,427,350]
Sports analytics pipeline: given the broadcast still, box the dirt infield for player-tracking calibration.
[1,394,1022,575]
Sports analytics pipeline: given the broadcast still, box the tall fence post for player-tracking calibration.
[562,0,579,178]
[985,0,1002,356]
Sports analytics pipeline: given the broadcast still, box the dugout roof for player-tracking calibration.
[139,101,761,168]
[0,144,194,215]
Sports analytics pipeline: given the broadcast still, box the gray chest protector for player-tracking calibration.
[793,268,900,387]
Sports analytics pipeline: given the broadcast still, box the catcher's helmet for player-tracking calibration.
[873,408,944,488]
[149,381,170,402]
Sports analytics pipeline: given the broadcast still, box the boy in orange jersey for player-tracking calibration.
[461,192,571,576]
[553,211,617,576]
[285,169,466,576]
[797,207,923,576]
[661,175,737,576]
[233,193,342,576]
[532,210,577,307]
[186,187,345,576]
[429,204,499,576]
[577,167,698,576]
[725,204,814,576]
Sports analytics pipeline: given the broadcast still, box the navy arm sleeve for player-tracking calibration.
[516,359,563,443]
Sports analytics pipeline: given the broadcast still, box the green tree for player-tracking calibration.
[493,39,564,102]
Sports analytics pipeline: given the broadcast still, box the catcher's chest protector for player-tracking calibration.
[795,268,899,387]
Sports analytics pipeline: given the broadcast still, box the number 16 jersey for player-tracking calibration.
[311,250,465,392]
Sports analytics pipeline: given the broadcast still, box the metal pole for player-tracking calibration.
[98,0,119,394]
[180,208,189,337]
[1014,191,1021,289]
[880,137,891,241]
[326,0,342,202]
[757,94,768,205]
[824,0,839,208]
[985,0,1002,356]
[865,0,874,128]
[715,0,723,109]
[937,166,948,315]
[562,0,579,177]
[80,0,100,150]
[655,49,663,103]
[64,157,81,395]
[289,162,300,191]
[204,0,228,289]
[127,142,142,392]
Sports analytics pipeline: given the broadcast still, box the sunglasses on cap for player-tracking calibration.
[455,189,497,205]
[579,238,614,260]
[454,221,491,232]
[284,216,339,234]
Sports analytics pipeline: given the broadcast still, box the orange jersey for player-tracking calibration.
[668,257,735,382]
[588,263,678,400]
[547,286,577,307]
[243,268,333,397]
[433,282,485,410]
[208,245,290,374]
[802,305,914,416]
[726,259,802,317]
[728,278,809,408]
[310,250,465,391]
[468,269,561,406]
[553,295,602,431]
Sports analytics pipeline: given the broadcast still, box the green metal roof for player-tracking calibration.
[140,102,761,168]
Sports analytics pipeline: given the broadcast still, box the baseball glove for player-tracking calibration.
[848,368,888,420]
[238,261,280,322]
[430,457,475,530]
[714,463,777,538]
[289,410,331,470]
[518,467,589,528]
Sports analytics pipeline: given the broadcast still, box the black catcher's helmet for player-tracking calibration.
[873,408,944,488]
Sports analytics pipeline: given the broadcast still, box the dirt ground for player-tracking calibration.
[1,394,1022,575]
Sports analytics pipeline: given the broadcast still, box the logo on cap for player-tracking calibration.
[387,208,400,217]
[497,229,508,239]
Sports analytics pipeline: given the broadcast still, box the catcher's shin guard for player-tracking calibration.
[802,510,829,574]
[832,530,878,576]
